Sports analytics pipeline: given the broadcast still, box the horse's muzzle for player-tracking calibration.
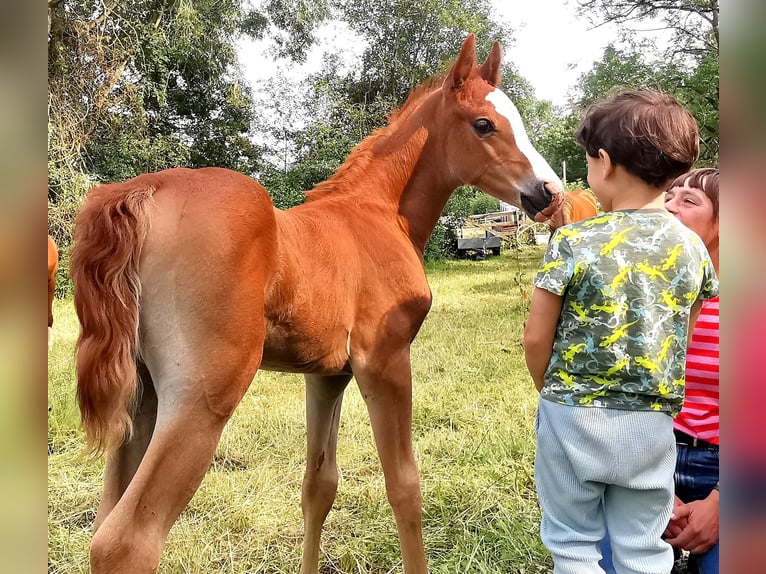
[520,180,564,222]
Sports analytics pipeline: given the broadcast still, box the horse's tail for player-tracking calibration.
[71,180,155,455]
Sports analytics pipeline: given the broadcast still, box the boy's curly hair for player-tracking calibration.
[575,89,699,188]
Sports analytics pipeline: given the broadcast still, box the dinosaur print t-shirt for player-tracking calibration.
[533,209,719,415]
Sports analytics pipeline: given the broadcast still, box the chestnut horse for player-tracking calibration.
[548,188,599,233]
[71,35,563,573]
[48,234,59,345]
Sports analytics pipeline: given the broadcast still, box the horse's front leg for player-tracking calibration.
[301,373,352,574]
[353,345,427,574]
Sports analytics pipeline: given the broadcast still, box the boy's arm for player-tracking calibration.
[524,287,564,392]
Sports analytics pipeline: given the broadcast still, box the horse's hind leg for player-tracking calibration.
[300,373,352,574]
[93,360,157,532]
[89,258,269,571]
[89,345,262,573]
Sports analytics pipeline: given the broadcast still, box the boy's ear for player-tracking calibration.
[598,149,615,178]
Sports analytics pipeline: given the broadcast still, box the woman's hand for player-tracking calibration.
[664,489,719,554]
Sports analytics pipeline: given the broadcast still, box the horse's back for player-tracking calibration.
[77,166,279,312]
[81,166,278,272]
[568,189,599,221]
[549,189,599,232]
[89,167,273,210]
[137,167,278,272]
[133,166,280,353]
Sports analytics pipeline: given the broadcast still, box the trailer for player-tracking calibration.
[456,234,501,259]
[456,209,521,258]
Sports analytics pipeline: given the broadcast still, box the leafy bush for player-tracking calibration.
[468,192,500,215]
[424,218,460,262]
[564,179,589,192]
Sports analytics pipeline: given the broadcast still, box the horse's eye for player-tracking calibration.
[473,118,495,136]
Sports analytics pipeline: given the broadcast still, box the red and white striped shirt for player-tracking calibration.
[674,296,720,444]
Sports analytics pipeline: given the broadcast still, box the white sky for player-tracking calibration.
[498,0,672,104]
[497,0,619,104]
[238,0,672,106]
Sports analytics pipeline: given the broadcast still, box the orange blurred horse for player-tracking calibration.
[548,188,599,233]
[48,234,58,346]
[71,35,564,574]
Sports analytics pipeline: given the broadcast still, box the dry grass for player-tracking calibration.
[47,247,552,573]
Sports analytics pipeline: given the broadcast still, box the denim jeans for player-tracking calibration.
[599,442,719,574]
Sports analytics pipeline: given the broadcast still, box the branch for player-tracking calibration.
[577,0,718,29]
[93,1,122,26]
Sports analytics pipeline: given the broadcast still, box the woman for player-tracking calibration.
[663,167,719,574]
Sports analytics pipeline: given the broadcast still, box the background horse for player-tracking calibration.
[48,234,58,346]
[548,188,600,233]
[71,34,563,574]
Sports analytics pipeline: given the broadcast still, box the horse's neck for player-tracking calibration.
[310,100,454,253]
[396,152,453,252]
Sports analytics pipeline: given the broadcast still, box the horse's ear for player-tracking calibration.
[479,41,503,87]
[445,34,477,91]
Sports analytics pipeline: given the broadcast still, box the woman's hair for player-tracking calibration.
[575,89,700,188]
[668,167,719,220]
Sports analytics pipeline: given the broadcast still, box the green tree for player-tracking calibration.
[570,43,718,166]
[659,53,719,164]
[48,0,268,189]
[337,0,504,104]
[260,0,331,61]
[534,112,587,183]
[47,0,274,289]
[575,44,668,107]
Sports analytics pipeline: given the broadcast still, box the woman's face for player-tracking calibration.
[664,185,719,249]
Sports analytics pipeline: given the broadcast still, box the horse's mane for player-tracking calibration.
[304,71,448,202]
[387,72,447,126]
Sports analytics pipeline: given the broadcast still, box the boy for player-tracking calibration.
[524,90,719,574]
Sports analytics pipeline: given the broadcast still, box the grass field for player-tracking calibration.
[47,247,553,573]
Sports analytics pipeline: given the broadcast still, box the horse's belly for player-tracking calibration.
[260,328,351,375]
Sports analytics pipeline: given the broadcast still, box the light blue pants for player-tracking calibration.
[535,399,676,574]
[601,441,719,574]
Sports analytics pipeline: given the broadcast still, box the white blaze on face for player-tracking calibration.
[485,89,562,187]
